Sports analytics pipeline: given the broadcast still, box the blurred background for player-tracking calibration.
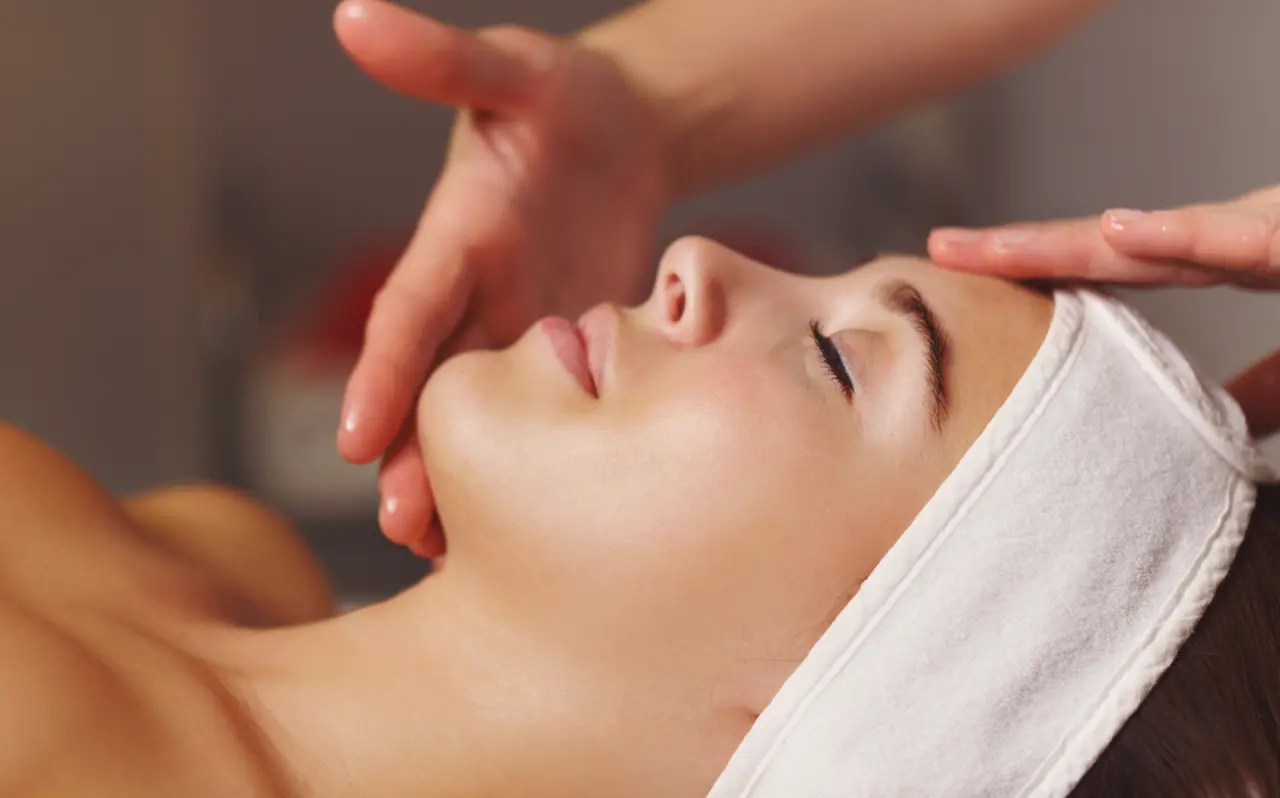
[2,0,1276,604]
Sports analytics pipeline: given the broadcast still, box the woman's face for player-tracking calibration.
[417,237,1051,719]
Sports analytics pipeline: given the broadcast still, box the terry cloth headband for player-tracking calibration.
[708,288,1274,798]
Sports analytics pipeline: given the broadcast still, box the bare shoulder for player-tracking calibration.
[0,591,293,798]
[122,483,336,626]
[0,593,149,796]
[0,421,334,626]
[0,426,310,796]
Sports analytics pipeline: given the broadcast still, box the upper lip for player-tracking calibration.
[577,303,618,396]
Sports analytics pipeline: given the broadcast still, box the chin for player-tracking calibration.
[417,349,502,524]
[416,343,574,541]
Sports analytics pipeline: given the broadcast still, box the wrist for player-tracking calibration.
[575,12,735,200]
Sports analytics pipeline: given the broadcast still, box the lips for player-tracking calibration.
[538,304,618,398]
[576,303,617,395]
[539,316,598,397]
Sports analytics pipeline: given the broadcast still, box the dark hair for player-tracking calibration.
[1072,482,1280,797]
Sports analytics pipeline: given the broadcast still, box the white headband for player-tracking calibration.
[709,289,1274,797]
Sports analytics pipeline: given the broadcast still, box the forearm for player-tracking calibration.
[578,0,1108,198]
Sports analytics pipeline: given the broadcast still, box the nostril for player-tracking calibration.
[666,273,686,323]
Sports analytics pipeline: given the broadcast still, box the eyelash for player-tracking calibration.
[809,320,854,400]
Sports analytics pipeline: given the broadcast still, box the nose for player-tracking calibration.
[650,236,729,347]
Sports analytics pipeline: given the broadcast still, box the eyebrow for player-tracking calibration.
[875,280,950,431]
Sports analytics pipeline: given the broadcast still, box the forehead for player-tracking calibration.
[819,255,1053,338]
[820,256,1042,306]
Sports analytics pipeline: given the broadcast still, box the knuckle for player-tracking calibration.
[1171,209,1205,259]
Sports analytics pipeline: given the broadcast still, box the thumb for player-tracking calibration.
[334,0,552,110]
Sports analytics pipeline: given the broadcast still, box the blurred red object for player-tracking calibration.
[298,232,412,363]
[244,232,412,516]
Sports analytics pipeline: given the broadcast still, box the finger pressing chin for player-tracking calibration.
[378,430,440,552]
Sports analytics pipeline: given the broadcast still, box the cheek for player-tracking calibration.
[422,351,920,675]
[428,355,827,555]
[501,363,843,619]
[595,365,910,664]
[417,338,588,516]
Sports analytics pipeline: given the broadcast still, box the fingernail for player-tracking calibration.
[341,395,359,434]
[1105,209,1147,232]
[380,494,412,544]
[933,229,982,244]
[929,230,982,260]
[991,229,1034,249]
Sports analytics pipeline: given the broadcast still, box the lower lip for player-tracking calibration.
[539,317,598,397]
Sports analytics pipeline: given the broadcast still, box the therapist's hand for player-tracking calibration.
[333,0,667,555]
[928,185,1280,439]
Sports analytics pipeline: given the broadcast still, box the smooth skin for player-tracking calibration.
[331,0,1112,554]
[0,424,333,797]
[929,185,1280,439]
[0,251,1052,797]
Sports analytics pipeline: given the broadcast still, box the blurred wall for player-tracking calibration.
[0,0,207,492]
[996,0,1280,463]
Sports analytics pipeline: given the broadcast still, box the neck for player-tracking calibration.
[200,575,578,798]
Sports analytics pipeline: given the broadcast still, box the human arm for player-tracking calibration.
[122,485,337,625]
[579,0,1111,198]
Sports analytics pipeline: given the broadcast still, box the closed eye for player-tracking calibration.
[810,320,853,401]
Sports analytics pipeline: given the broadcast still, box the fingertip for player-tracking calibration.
[409,536,446,560]
[379,494,408,544]
[333,0,372,64]
[928,228,973,257]
[377,439,435,545]
[334,0,450,70]
[928,228,991,271]
[379,490,433,547]
[336,427,374,465]
[336,0,367,22]
[929,227,982,247]
[410,518,447,560]
[334,0,376,39]
[335,394,385,464]
[1100,209,1147,235]
[336,361,418,463]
